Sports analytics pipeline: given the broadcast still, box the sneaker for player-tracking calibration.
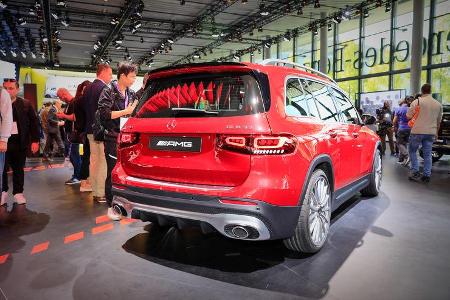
[0,192,8,206]
[65,178,81,185]
[421,176,430,183]
[402,156,410,167]
[80,180,93,192]
[107,207,122,221]
[396,159,404,165]
[408,171,421,182]
[13,193,26,205]
[93,196,107,203]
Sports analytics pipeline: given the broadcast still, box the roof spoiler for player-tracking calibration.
[148,62,247,75]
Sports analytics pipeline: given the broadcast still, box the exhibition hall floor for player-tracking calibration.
[0,157,449,300]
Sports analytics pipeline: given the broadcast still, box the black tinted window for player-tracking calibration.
[135,72,265,118]
[329,88,360,124]
[302,80,339,122]
[285,78,308,117]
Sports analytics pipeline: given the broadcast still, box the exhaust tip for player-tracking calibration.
[231,226,249,239]
[113,204,127,217]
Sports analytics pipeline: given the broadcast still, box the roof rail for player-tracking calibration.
[260,59,337,84]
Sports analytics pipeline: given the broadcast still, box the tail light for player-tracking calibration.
[217,134,297,155]
[118,132,139,148]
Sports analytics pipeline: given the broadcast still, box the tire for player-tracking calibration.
[283,169,331,254]
[419,148,443,163]
[361,148,382,197]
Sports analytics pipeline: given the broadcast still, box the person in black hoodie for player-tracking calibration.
[2,79,39,205]
[98,62,138,220]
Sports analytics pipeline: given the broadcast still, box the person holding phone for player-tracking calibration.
[97,62,138,220]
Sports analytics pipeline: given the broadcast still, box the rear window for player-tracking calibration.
[135,72,267,118]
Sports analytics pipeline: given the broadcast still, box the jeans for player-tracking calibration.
[0,152,5,192]
[397,129,411,160]
[104,140,117,207]
[69,143,82,180]
[408,134,435,177]
[2,149,27,195]
[87,134,107,198]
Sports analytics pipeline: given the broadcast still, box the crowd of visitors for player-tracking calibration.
[0,65,443,219]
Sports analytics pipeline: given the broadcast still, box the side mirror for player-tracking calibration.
[362,114,376,125]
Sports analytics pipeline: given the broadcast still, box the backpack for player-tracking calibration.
[92,109,105,142]
[408,98,420,128]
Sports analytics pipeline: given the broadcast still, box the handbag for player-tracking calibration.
[408,98,420,128]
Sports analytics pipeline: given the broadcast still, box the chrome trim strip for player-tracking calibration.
[112,196,271,240]
[125,176,233,192]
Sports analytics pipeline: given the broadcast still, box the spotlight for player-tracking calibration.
[257,26,263,32]
[193,53,200,59]
[28,8,36,16]
[134,21,142,29]
[257,48,262,54]
[20,51,27,58]
[259,4,269,16]
[56,0,66,7]
[51,12,59,20]
[283,32,291,42]
[250,52,254,57]
[140,36,144,43]
[385,2,391,12]
[41,52,46,59]
[314,0,320,8]
[297,7,303,15]
[93,40,102,51]
[61,19,69,27]
[0,0,7,9]
[264,42,271,49]
[233,54,239,60]
[151,49,155,55]
[10,50,17,57]
[114,43,122,50]
[31,52,36,59]
[54,61,60,67]
[241,0,248,4]
[167,38,174,44]
[111,17,119,25]
[327,23,332,31]
[363,9,369,18]
[180,0,185,5]
[332,14,342,24]
[18,17,27,26]
[342,9,351,20]
[0,49,6,56]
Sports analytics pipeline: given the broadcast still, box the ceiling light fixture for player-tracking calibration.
[0,0,7,9]
[259,4,269,16]
[56,0,66,7]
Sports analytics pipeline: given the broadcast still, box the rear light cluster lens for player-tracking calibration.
[118,132,140,148]
[217,134,297,155]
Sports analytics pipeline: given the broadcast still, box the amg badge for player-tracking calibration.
[150,136,201,152]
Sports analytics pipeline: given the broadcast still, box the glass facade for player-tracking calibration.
[271,0,449,106]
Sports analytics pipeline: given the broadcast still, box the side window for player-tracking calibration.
[302,80,339,122]
[285,78,308,117]
[329,87,360,124]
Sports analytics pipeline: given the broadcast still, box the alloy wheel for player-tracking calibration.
[308,176,331,247]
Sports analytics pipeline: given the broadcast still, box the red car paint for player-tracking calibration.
[112,62,379,209]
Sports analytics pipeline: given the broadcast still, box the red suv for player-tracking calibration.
[112,60,382,254]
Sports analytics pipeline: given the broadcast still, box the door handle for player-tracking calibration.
[352,132,359,138]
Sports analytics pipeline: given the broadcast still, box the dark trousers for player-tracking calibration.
[69,143,82,180]
[44,131,64,157]
[80,137,90,180]
[2,149,26,195]
[379,127,395,155]
[104,140,117,207]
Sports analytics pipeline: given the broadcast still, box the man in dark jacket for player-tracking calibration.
[82,64,112,202]
[43,101,65,159]
[2,79,39,205]
[98,62,138,220]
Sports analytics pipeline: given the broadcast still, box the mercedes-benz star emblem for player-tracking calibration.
[167,119,177,130]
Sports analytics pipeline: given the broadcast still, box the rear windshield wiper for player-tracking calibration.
[170,108,219,117]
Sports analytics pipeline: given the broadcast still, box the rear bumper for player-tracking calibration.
[112,185,300,241]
